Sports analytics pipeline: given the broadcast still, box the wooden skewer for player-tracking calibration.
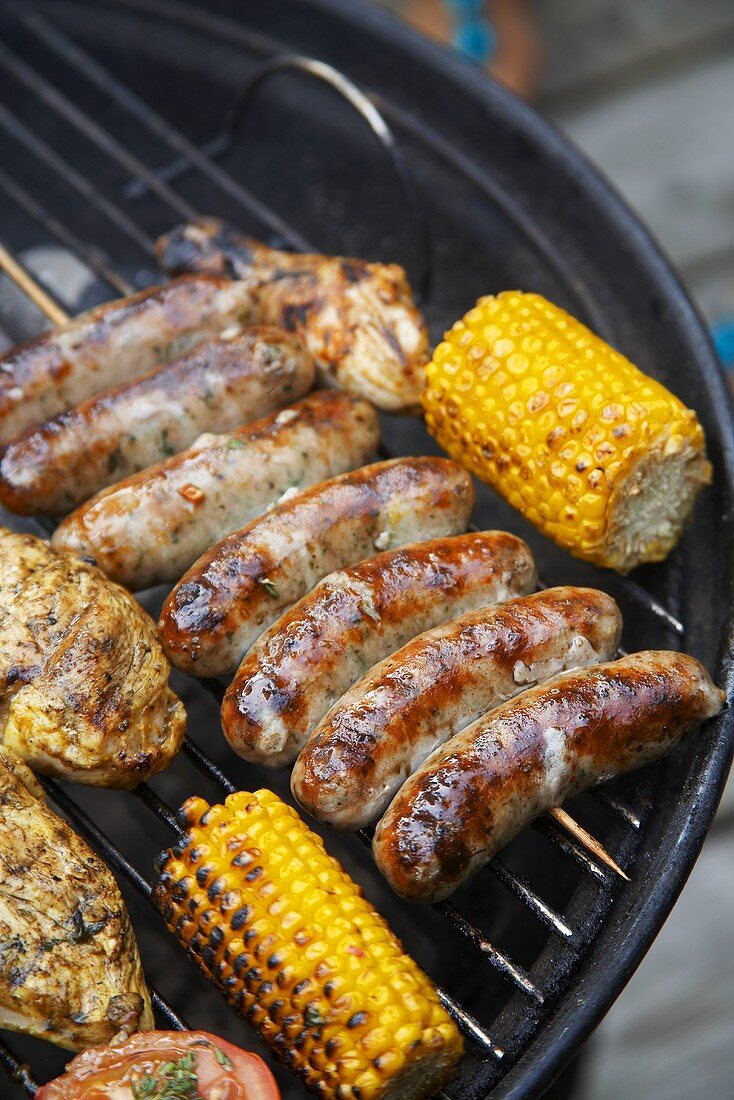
[0,241,69,325]
[550,807,630,880]
[0,243,631,881]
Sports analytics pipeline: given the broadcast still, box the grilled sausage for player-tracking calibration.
[293,587,622,829]
[222,531,537,766]
[0,327,314,516]
[160,457,475,678]
[0,275,257,444]
[156,218,429,413]
[52,391,378,590]
[373,651,725,901]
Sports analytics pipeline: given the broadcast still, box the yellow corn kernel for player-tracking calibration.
[155,789,463,1099]
[423,291,711,572]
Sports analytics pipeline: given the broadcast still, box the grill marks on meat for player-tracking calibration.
[156,218,428,413]
[0,748,153,1049]
[159,457,475,679]
[373,651,725,901]
[0,528,185,787]
[292,586,622,829]
[222,531,537,767]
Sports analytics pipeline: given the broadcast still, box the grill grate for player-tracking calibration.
[0,3,722,1098]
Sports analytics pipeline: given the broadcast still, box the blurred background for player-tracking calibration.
[373,2,734,1097]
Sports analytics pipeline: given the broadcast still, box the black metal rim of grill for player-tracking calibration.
[0,2,733,1097]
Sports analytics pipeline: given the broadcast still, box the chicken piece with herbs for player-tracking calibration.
[0,747,153,1050]
[0,528,185,787]
[157,217,429,413]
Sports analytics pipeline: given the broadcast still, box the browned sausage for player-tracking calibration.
[293,587,622,829]
[159,457,475,678]
[222,531,537,766]
[373,651,724,901]
[0,275,256,443]
[0,326,314,515]
[52,391,378,590]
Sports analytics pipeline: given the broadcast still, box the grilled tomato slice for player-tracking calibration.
[36,1030,280,1099]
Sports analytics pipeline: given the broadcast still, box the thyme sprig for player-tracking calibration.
[131,1050,204,1100]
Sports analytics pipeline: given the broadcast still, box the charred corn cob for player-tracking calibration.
[423,292,711,572]
[154,789,463,1100]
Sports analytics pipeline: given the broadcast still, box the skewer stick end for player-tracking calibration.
[550,806,630,880]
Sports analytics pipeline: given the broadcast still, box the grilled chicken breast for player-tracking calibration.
[0,747,153,1050]
[0,528,185,787]
[156,218,429,413]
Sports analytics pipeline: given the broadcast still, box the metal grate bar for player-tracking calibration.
[181,736,236,795]
[591,788,643,830]
[0,102,155,259]
[437,991,504,1060]
[0,1041,36,1098]
[133,783,180,831]
[18,7,311,251]
[150,989,188,1031]
[39,777,154,902]
[0,166,134,297]
[354,825,543,1003]
[532,816,611,884]
[125,133,230,198]
[489,859,576,943]
[612,575,684,637]
[434,902,544,1003]
[0,39,198,221]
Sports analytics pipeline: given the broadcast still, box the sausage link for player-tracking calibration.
[222,531,536,766]
[0,326,314,516]
[293,586,622,829]
[0,275,257,444]
[160,457,475,678]
[156,218,428,413]
[52,391,378,590]
[373,651,724,901]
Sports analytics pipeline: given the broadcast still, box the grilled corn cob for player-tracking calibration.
[423,291,711,572]
[154,789,463,1099]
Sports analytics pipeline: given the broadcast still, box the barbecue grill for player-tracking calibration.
[0,2,732,1097]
